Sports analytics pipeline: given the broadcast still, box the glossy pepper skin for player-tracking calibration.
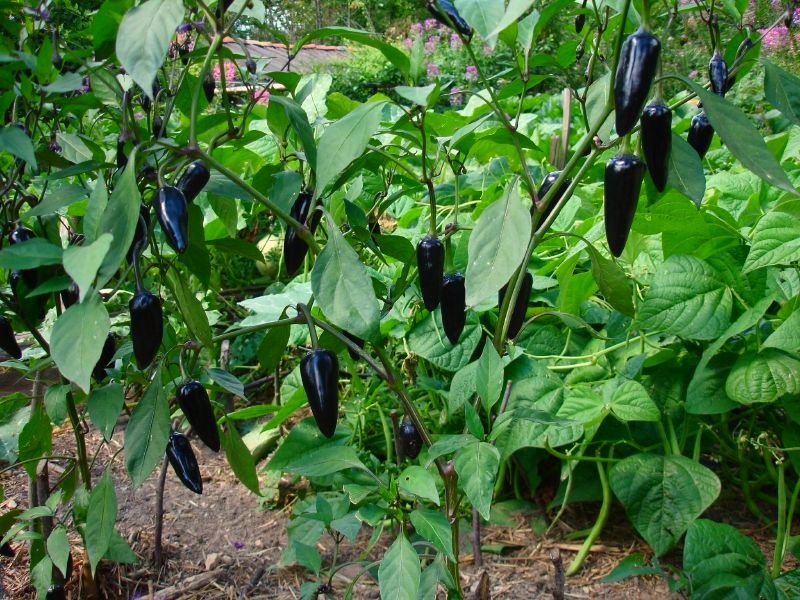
[399,417,423,460]
[604,154,645,257]
[614,28,661,136]
[533,171,572,225]
[499,271,533,340]
[46,584,66,600]
[441,272,466,345]
[92,334,116,381]
[708,50,728,97]
[176,160,210,203]
[0,317,22,359]
[688,112,713,159]
[129,290,163,370]
[284,190,321,277]
[166,430,203,494]
[416,235,444,311]
[155,186,189,254]
[127,205,150,264]
[177,380,220,452]
[300,349,339,438]
[8,226,38,289]
[9,271,46,323]
[61,281,79,309]
[203,72,215,103]
[427,0,472,38]
[640,103,672,192]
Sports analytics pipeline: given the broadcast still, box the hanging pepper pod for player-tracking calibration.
[45,584,66,600]
[152,116,164,139]
[283,189,321,277]
[708,50,728,97]
[8,226,38,289]
[399,417,423,460]
[300,349,339,438]
[640,102,672,192]
[154,186,189,254]
[166,430,203,494]
[0,542,14,557]
[532,171,572,226]
[60,281,79,309]
[176,160,210,203]
[0,317,22,359]
[127,205,151,264]
[416,235,444,311]
[441,272,466,344]
[176,380,220,452]
[427,0,473,38]
[498,271,533,340]
[687,112,714,159]
[203,72,216,103]
[604,154,645,257]
[92,334,116,381]
[614,28,661,136]
[129,290,163,370]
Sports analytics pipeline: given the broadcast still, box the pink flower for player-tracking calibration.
[465,65,478,80]
[403,37,413,49]
[424,18,439,30]
[427,63,439,79]
[212,60,238,82]
[252,89,270,106]
[688,69,698,79]
[450,33,461,48]
[424,35,440,52]
[411,22,423,34]
[483,44,492,55]
[450,86,463,106]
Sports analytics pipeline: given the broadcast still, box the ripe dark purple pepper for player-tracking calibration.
[175,160,210,203]
[116,136,127,169]
[9,271,46,323]
[166,430,202,494]
[604,154,645,257]
[427,0,472,38]
[688,112,713,159]
[440,272,466,344]
[129,290,162,370]
[203,72,215,103]
[127,205,150,264]
[0,542,13,557]
[8,226,38,289]
[575,13,586,33]
[152,116,164,139]
[640,102,672,192]
[416,235,444,311]
[45,584,66,600]
[61,281,79,309]
[284,189,321,277]
[499,271,533,340]
[154,186,189,254]
[533,171,572,225]
[92,334,116,381]
[300,349,339,438]
[708,50,728,97]
[0,317,22,359]
[614,28,661,136]
[176,380,220,452]
[399,417,423,460]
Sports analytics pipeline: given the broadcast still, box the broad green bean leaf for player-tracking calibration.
[125,370,170,487]
[378,533,420,600]
[557,386,605,426]
[284,445,368,478]
[0,238,62,270]
[96,159,141,289]
[0,124,37,169]
[87,384,125,441]
[449,360,478,414]
[85,470,117,574]
[764,59,800,126]
[311,214,380,340]
[608,380,659,422]
[116,0,184,96]
[465,183,531,306]
[51,294,110,393]
[408,312,481,372]
[221,424,260,495]
[684,519,777,599]
[609,454,720,556]
[667,133,706,206]
[476,342,503,413]
[454,0,504,41]
[63,234,113,302]
[315,100,386,195]
[293,28,409,76]
[454,441,500,520]
[399,466,440,506]
[410,508,453,560]
[685,80,798,196]
[763,309,800,353]
[638,254,732,340]
[743,211,800,273]
[725,348,800,405]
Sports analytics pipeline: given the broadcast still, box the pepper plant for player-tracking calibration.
[1,0,800,598]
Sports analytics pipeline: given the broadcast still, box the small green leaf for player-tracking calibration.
[408,312,482,372]
[0,124,37,169]
[395,84,438,107]
[608,380,659,422]
[207,368,246,399]
[85,470,117,574]
[409,508,454,560]
[18,406,52,479]
[725,348,800,405]
[83,177,109,243]
[476,342,503,413]
[586,244,634,316]
[96,159,141,289]
[43,384,70,426]
[667,132,706,206]
[453,0,504,41]
[0,238,63,270]
[63,233,113,302]
[743,211,800,273]
[284,445,368,478]
[764,59,800,126]
[257,324,291,372]
[609,454,720,556]
[378,533,420,600]
[47,526,70,578]
[465,183,531,307]
[125,370,170,487]
[454,441,500,520]
[398,466,440,506]
[293,28,409,76]
[87,384,125,441]
[221,424,261,495]
[50,293,110,393]
[166,268,213,349]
